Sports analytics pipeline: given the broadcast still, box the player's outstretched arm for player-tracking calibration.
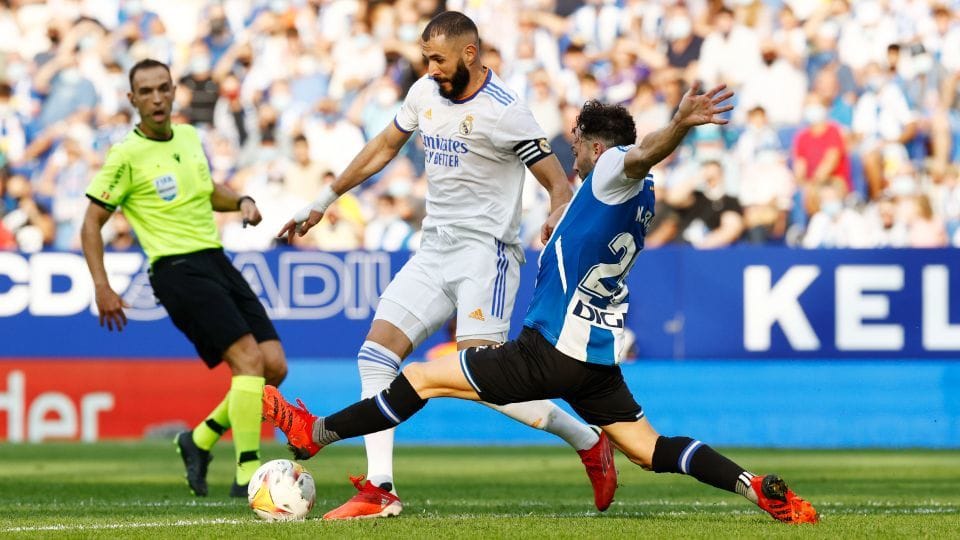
[624,81,734,179]
[277,123,412,242]
[80,202,129,331]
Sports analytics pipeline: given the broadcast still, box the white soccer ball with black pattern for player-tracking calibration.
[247,459,316,521]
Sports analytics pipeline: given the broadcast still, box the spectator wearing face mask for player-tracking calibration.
[837,0,898,72]
[662,3,702,74]
[698,6,761,88]
[863,195,908,248]
[811,67,855,131]
[364,193,415,251]
[735,39,807,127]
[347,76,402,141]
[792,96,852,214]
[283,134,325,203]
[179,44,219,127]
[851,62,917,200]
[118,0,161,39]
[202,4,234,66]
[32,41,97,133]
[301,98,366,176]
[771,5,806,69]
[735,107,794,244]
[802,183,868,248]
[661,159,745,249]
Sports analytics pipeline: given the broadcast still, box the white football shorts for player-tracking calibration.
[375,227,523,347]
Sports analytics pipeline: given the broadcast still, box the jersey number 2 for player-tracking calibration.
[578,232,638,303]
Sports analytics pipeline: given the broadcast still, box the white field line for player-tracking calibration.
[5,505,956,533]
[1,518,259,533]
[6,499,236,508]
[4,499,957,532]
[12,498,959,510]
[422,498,959,510]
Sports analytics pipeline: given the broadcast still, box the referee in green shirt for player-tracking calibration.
[80,59,287,498]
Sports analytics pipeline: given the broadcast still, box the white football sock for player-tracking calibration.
[357,340,402,491]
[482,400,599,451]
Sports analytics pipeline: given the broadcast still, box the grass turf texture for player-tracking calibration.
[0,442,957,538]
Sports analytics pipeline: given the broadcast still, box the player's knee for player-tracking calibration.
[225,340,265,376]
[264,359,287,386]
[401,362,427,390]
[627,453,655,470]
[524,403,555,431]
[260,344,287,385]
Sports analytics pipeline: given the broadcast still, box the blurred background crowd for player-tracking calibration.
[1,0,960,253]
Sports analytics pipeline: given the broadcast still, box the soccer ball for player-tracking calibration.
[247,459,316,521]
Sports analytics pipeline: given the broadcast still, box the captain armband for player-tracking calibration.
[513,138,554,167]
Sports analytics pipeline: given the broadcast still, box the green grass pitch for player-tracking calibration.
[1,441,957,538]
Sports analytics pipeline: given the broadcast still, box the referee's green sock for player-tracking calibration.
[191,396,231,452]
[229,375,265,485]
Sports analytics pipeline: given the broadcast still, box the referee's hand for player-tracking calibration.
[94,284,129,332]
[239,198,262,227]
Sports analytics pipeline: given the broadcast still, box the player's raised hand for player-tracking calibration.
[277,206,324,243]
[94,284,129,332]
[675,81,734,128]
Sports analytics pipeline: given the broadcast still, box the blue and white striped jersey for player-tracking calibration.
[523,145,655,365]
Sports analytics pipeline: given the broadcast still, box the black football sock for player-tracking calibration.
[651,436,756,500]
[314,374,427,444]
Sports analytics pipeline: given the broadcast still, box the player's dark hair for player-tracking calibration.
[575,100,637,148]
[421,11,479,45]
[128,58,171,90]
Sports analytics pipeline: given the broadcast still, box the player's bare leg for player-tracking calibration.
[259,340,288,387]
[323,319,410,520]
[455,340,614,511]
[602,419,818,524]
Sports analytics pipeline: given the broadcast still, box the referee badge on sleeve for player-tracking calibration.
[153,174,178,202]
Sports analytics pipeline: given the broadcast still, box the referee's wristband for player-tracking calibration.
[237,195,255,210]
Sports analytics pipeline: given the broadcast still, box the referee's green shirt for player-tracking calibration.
[85,124,221,264]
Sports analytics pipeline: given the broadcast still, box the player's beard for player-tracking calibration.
[436,59,471,100]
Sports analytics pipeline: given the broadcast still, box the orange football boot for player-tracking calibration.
[751,474,819,524]
[261,385,322,459]
[323,475,403,520]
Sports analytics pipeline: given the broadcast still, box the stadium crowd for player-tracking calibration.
[1,0,959,252]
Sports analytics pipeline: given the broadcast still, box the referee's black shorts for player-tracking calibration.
[461,327,644,426]
[149,248,279,368]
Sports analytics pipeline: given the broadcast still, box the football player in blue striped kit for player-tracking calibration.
[264,83,819,524]
[277,11,613,519]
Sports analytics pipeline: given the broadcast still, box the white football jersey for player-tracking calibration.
[394,69,548,245]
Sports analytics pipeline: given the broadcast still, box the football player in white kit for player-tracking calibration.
[278,11,612,519]
[266,84,820,525]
